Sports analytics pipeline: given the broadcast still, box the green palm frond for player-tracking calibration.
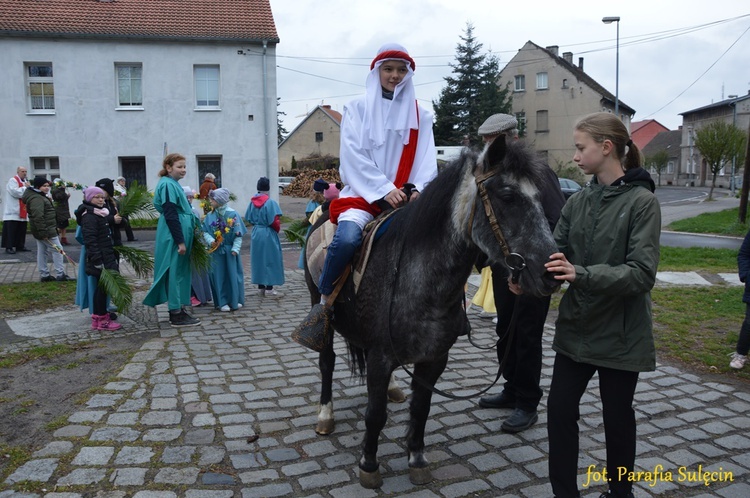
[113,245,154,278]
[99,268,133,314]
[117,181,157,219]
[283,218,310,247]
[190,224,212,273]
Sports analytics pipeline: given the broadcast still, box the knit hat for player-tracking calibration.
[313,178,329,192]
[84,186,106,203]
[116,176,126,183]
[33,176,50,189]
[209,188,230,206]
[95,178,115,197]
[478,114,518,137]
[257,177,270,192]
[182,186,197,199]
[324,182,341,202]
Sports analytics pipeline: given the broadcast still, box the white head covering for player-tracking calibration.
[361,43,418,150]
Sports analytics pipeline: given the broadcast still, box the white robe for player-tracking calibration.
[337,96,437,229]
[3,175,28,221]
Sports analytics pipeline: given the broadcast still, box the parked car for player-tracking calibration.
[558,178,582,200]
[278,176,294,192]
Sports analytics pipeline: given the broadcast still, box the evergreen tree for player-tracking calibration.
[277,98,289,145]
[433,23,511,146]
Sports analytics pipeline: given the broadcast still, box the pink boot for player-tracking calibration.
[95,314,122,331]
[90,314,100,330]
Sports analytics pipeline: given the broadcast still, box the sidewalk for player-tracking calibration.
[1,197,749,496]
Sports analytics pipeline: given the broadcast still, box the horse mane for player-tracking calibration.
[398,140,547,245]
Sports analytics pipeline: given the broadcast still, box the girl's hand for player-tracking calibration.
[114,214,122,224]
[384,188,407,208]
[408,190,421,202]
[231,251,238,256]
[545,252,576,282]
[177,243,187,255]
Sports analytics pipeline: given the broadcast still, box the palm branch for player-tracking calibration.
[283,218,310,247]
[117,181,157,219]
[113,245,154,279]
[98,268,133,314]
[190,223,212,273]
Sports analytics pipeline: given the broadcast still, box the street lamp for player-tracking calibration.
[602,16,620,116]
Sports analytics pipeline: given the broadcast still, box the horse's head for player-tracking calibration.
[460,137,561,297]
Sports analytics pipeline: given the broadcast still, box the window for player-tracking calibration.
[31,157,60,181]
[194,65,220,109]
[562,78,568,89]
[120,157,147,188]
[315,132,323,142]
[536,72,548,90]
[198,156,222,187]
[26,63,55,112]
[667,161,674,174]
[514,75,525,92]
[116,63,143,107]
[536,110,549,132]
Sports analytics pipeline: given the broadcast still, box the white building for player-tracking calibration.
[0,0,279,211]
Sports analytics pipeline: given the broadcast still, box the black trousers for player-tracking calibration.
[114,216,135,241]
[491,264,549,412]
[92,277,108,316]
[1,220,28,250]
[548,352,640,498]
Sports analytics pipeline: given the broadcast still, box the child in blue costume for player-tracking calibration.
[202,188,247,311]
[297,180,325,269]
[143,153,201,327]
[245,177,284,296]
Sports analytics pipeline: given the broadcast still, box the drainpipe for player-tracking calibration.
[262,39,271,190]
[731,100,737,196]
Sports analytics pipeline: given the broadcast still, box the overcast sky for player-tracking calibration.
[270,1,749,138]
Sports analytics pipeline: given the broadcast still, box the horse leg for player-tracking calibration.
[406,356,449,485]
[359,358,392,489]
[387,371,407,403]
[316,338,336,435]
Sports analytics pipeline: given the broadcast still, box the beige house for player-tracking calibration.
[278,105,342,171]
[498,41,635,169]
[679,93,750,188]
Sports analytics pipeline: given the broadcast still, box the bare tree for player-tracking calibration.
[694,121,746,201]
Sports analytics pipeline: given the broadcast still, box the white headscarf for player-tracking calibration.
[361,43,418,150]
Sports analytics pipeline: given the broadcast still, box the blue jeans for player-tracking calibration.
[318,221,362,296]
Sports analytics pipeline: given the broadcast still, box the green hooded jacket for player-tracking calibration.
[22,188,58,240]
[552,167,661,372]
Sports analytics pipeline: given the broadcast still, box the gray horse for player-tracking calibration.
[302,136,560,488]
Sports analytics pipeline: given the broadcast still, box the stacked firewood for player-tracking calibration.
[281,168,343,197]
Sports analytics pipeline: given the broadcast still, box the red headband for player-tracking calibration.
[370,50,416,71]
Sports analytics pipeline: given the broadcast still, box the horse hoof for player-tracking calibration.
[359,468,383,489]
[387,386,407,403]
[409,466,433,485]
[315,419,335,435]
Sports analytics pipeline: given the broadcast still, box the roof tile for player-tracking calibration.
[0,0,279,42]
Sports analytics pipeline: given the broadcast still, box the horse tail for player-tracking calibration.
[348,343,367,380]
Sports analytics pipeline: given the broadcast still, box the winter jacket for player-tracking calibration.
[738,230,750,304]
[75,202,118,277]
[51,187,71,225]
[22,188,58,240]
[552,167,661,372]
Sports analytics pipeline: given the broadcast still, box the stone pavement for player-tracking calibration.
[1,257,750,497]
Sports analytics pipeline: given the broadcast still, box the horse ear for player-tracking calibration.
[483,136,507,171]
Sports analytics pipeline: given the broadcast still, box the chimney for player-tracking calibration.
[562,52,573,64]
[546,45,559,56]
[578,57,584,71]
[322,105,331,109]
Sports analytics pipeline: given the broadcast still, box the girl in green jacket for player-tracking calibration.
[543,112,661,498]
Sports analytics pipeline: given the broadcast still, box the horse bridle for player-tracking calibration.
[468,169,526,283]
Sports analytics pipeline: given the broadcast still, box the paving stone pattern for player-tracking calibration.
[1,266,749,497]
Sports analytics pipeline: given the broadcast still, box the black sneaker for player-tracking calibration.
[40,275,55,282]
[56,274,76,282]
[169,310,201,328]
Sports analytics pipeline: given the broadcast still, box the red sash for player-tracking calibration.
[15,176,27,219]
[330,104,420,225]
